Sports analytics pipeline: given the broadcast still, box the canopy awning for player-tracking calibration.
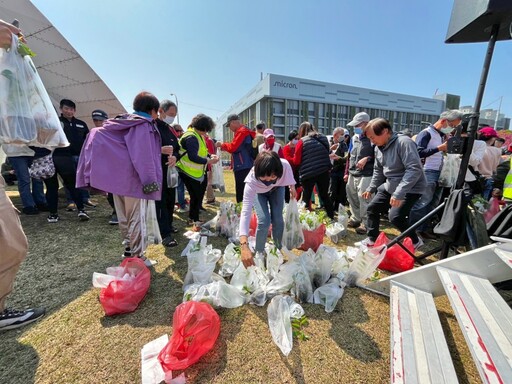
[0,0,127,127]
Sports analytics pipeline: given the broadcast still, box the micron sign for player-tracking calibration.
[273,80,298,89]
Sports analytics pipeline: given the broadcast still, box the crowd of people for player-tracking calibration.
[1,15,511,331]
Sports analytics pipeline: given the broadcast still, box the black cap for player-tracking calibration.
[226,114,240,126]
[91,109,108,121]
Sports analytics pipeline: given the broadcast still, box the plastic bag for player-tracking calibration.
[218,242,241,277]
[267,295,293,356]
[265,243,283,280]
[183,281,246,308]
[313,245,338,288]
[23,55,64,147]
[374,232,415,273]
[282,199,305,249]
[337,205,349,229]
[313,277,346,313]
[326,222,346,244]
[158,301,220,372]
[0,35,37,144]
[291,258,314,304]
[217,201,239,239]
[438,154,461,188]
[343,244,387,287]
[167,166,179,188]
[99,257,151,316]
[299,224,326,252]
[183,245,222,289]
[141,199,162,246]
[211,149,225,193]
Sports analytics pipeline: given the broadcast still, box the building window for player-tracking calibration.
[273,100,284,115]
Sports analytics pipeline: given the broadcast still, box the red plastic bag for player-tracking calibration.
[375,232,415,273]
[158,301,220,372]
[99,257,151,316]
[248,211,272,238]
[299,224,326,252]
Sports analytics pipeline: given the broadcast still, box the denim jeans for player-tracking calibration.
[177,176,186,207]
[482,178,494,200]
[253,186,285,253]
[366,190,421,244]
[8,156,46,208]
[409,169,441,231]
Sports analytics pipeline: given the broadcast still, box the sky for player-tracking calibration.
[31,0,512,128]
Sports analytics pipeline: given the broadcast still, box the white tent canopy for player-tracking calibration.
[0,0,126,164]
[0,0,126,125]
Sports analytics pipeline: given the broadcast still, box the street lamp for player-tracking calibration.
[170,93,179,124]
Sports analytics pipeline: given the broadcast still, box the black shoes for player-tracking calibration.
[0,308,46,331]
[22,206,39,215]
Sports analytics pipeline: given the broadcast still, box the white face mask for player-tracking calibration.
[292,139,298,145]
[164,115,175,124]
[441,128,453,134]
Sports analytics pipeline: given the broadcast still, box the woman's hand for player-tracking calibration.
[240,244,255,268]
[356,156,369,170]
[166,155,177,167]
[0,20,20,48]
[161,145,173,155]
[208,155,219,165]
[289,185,297,200]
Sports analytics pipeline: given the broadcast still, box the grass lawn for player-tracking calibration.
[0,171,479,383]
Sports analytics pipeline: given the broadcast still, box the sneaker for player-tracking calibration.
[413,237,425,251]
[66,203,76,212]
[354,237,375,247]
[355,225,367,235]
[83,199,97,208]
[177,205,189,213]
[138,256,157,267]
[47,214,60,223]
[122,247,132,258]
[108,213,119,225]
[0,308,46,331]
[206,199,216,205]
[78,210,90,221]
[22,206,39,215]
[170,225,179,233]
[347,219,361,228]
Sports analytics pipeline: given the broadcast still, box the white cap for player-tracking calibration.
[347,112,370,127]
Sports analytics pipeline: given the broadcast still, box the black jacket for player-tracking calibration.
[299,133,332,181]
[54,116,88,157]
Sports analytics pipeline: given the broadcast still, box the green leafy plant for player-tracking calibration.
[18,41,36,57]
[291,315,310,341]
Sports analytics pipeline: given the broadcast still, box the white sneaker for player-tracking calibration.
[413,237,425,251]
[354,237,375,247]
[139,256,157,267]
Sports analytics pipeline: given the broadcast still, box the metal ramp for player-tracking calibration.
[368,242,512,383]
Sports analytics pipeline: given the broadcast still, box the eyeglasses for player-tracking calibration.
[175,129,183,133]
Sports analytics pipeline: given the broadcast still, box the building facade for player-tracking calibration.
[216,74,453,142]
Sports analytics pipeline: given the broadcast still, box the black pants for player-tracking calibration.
[329,171,347,211]
[44,171,84,214]
[107,193,116,214]
[179,172,204,222]
[156,168,177,238]
[234,168,251,203]
[301,170,334,219]
[366,190,421,243]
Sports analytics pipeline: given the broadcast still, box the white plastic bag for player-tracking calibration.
[183,245,222,289]
[337,205,349,228]
[183,281,246,308]
[343,245,387,287]
[326,222,346,244]
[313,245,338,288]
[282,199,305,249]
[211,148,225,193]
[218,243,241,277]
[265,243,283,280]
[438,154,461,188]
[313,277,346,313]
[167,166,179,188]
[141,199,162,246]
[267,295,293,356]
[0,35,37,144]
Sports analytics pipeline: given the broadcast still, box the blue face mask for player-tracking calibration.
[260,179,277,186]
[354,127,363,135]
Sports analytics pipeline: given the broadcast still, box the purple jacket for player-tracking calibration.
[76,114,162,200]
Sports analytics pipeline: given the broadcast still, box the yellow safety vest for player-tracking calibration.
[177,128,208,179]
[504,157,512,200]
